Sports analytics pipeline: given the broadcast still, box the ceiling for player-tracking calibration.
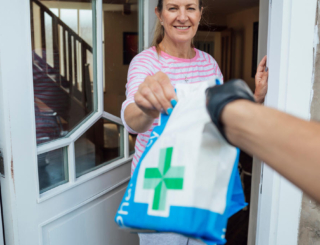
[202,0,259,15]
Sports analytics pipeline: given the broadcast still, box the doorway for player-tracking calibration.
[194,0,265,244]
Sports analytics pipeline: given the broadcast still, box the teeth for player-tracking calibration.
[176,26,189,30]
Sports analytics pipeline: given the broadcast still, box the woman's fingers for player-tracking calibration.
[259,55,267,67]
[149,82,173,114]
[134,93,160,118]
[150,71,177,113]
[134,91,155,111]
[140,85,164,112]
[254,56,269,104]
[155,72,178,101]
[256,56,268,81]
[256,55,267,74]
[135,71,177,117]
[262,69,269,81]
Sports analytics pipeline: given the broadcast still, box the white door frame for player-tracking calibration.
[247,0,269,244]
[255,0,317,244]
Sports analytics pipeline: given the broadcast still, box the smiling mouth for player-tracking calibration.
[174,26,191,30]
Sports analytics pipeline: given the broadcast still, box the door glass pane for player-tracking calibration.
[103,2,139,117]
[38,147,68,193]
[75,118,124,177]
[30,0,96,145]
[60,9,78,33]
[129,133,137,155]
[44,13,54,67]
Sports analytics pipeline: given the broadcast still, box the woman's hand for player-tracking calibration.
[134,71,177,119]
[254,56,269,103]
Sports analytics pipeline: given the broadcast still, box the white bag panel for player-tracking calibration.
[134,80,237,217]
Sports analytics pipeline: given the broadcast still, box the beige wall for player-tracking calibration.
[202,13,228,26]
[198,7,259,90]
[194,31,222,66]
[104,11,138,117]
[226,6,259,91]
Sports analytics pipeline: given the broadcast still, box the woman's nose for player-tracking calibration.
[177,9,188,22]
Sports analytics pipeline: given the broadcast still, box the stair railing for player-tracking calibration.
[30,0,93,109]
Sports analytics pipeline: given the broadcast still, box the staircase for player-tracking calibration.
[30,0,94,144]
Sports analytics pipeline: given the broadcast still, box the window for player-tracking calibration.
[30,0,141,194]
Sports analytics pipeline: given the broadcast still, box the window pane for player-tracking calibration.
[45,13,54,67]
[38,147,68,193]
[80,10,93,46]
[60,9,78,33]
[75,118,124,177]
[49,8,59,17]
[32,3,42,58]
[103,3,139,117]
[129,133,137,155]
[30,0,96,145]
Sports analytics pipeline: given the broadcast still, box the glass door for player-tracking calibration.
[0,0,142,244]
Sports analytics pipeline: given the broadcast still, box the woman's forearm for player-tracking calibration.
[222,100,320,203]
[124,103,155,133]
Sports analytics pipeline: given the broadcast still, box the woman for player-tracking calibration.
[121,0,268,244]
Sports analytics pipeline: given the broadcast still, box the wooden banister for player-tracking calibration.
[31,0,94,111]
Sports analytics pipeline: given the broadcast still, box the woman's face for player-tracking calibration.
[157,0,202,45]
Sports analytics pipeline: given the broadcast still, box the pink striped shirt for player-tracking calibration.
[121,46,223,175]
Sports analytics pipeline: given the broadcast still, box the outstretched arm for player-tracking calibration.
[221,100,320,203]
[206,79,320,203]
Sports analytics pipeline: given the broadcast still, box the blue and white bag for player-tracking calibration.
[115,78,247,245]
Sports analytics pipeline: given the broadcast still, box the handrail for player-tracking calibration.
[30,0,93,112]
[32,0,92,51]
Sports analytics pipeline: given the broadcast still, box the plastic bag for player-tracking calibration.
[115,78,247,245]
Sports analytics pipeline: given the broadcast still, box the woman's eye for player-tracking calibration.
[169,7,177,10]
[188,8,196,10]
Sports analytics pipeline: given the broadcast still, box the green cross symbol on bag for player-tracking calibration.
[143,147,185,211]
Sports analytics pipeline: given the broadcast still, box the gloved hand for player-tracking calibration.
[206,79,256,144]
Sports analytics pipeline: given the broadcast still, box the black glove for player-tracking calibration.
[206,79,256,144]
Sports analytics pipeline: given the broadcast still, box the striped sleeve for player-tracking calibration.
[209,54,224,84]
[121,54,156,134]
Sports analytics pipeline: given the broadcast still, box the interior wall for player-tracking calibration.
[298,2,320,244]
[202,13,228,26]
[194,31,222,66]
[226,6,259,91]
[200,6,259,90]
[104,11,138,117]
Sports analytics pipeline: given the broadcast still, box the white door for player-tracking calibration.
[0,0,140,244]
